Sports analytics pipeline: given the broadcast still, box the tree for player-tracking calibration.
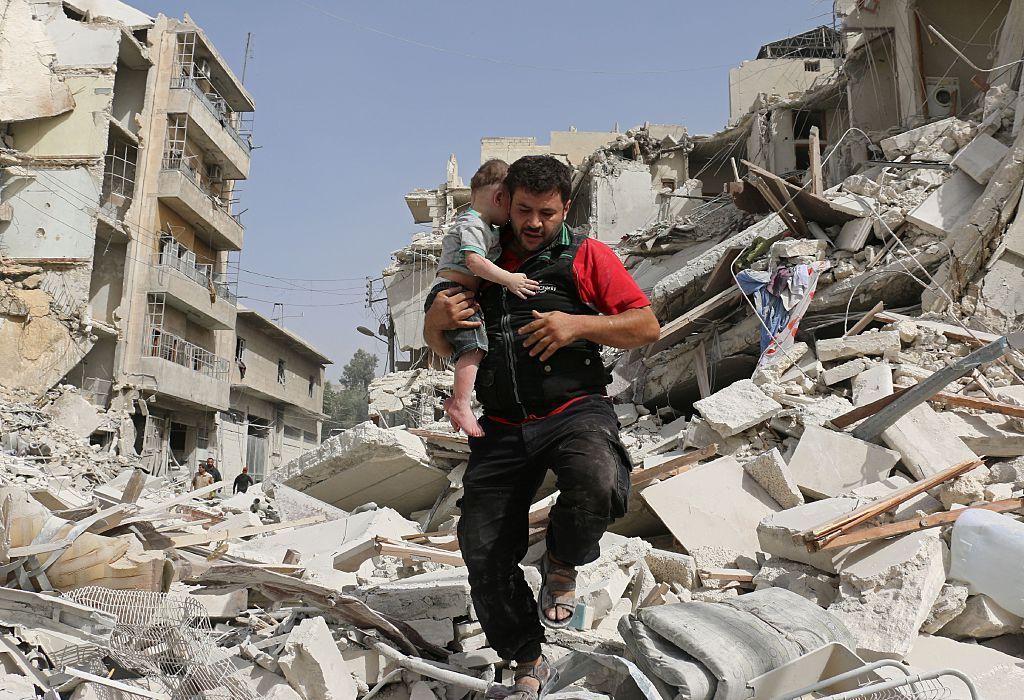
[322,349,379,434]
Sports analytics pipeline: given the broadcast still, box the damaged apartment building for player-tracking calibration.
[0,0,330,483]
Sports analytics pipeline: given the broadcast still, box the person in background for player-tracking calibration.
[233,465,254,494]
[192,464,214,498]
[204,457,223,484]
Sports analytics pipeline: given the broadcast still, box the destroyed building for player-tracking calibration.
[0,0,330,481]
[3,0,1024,698]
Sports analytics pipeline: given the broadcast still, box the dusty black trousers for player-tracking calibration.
[457,396,631,662]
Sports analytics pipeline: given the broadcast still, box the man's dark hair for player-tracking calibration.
[505,155,572,204]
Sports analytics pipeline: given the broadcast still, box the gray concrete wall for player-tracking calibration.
[233,315,325,416]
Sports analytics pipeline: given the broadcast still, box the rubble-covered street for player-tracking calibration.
[4,0,1024,698]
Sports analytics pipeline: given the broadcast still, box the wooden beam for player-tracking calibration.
[803,458,984,550]
[646,287,742,356]
[808,126,823,196]
[821,499,1024,550]
[844,301,884,338]
[120,469,147,504]
[630,444,718,487]
[168,514,328,548]
[376,537,465,567]
[928,392,1024,418]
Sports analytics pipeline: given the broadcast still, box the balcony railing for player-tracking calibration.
[144,326,229,381]
[158,235,236,304]
[170,76,252,152]
[161,154,243,225]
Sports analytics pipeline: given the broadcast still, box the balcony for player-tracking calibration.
[138,327,230,410]
[151,236,237,330]
[157,157,244,251]
[167,80,251,179]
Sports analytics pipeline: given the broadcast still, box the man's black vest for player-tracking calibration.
[475,228,608,420]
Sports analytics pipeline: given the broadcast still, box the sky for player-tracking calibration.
[130,0,836,381]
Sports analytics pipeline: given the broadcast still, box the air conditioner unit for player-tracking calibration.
[926,77,959,117]
[206,164,222,183]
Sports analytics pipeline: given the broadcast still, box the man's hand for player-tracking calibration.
[519,310,581,361]
[506,273,539,300]
[423,288,480,358]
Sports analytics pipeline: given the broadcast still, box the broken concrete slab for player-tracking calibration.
[785,425,900,499]
[275,422,448,517]
[835,218,874,252]
[752,558,838,607]
[852,362,894,405]
[692,379,782,437]
[941,410,1024,457]
[43,389,103,438]
[939,594,1024,639]
[278,616,358,700]
[358,568,472,621]
[743,448,804,509]
[921,582,970,634]
[821,358,870,386]
[906,171,985,238]
[642,456,781,559]
[880,403,980,480]
[951,132,1011,184]
[827,531,947,660]
[815,331,900,363]
[644,549,699,590]
[907,635,1024,700]
[880,117,962,160]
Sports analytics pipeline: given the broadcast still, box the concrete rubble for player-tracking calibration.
[2,2,1024,699]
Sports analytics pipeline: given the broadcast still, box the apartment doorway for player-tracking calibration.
[246,416,270,482]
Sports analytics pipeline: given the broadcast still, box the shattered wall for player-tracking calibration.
[0,0,75,122]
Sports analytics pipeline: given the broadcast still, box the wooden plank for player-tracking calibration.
[743,159,855,226]
[809,126,823,196]
[132,480,225,519]
[646,287,743,356]
[803,458,983,550]
[168,514,328,548]
[928,392,1024,419]
[748,174,806,237]
[120,469,147,504]
[377,537,465,566]
[702,246,744,297]
[820,499,1024,551]
[698,567,757,583]
[631,444,718,487]
[844,301,884,337]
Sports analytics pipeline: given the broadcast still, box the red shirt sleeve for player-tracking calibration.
[573,238,650,315]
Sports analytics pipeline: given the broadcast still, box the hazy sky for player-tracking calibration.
[130,0,835,380]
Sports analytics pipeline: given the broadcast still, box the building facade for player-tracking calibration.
[0,0,329,479]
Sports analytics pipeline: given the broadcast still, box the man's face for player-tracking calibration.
[206,459,214,467]
[509,188,569,253]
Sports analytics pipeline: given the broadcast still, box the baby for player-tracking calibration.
[423,159,538,436]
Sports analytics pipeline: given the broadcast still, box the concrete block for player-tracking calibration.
[752,557,838,607]
[359,568,472,621]
[827,532,948,660]
[852,363,893,405]
[449,648,502,669]
[641,456,781,559]
[44,390,103,438]
[829,193,876,218]
[951,133,1010,184]
[881,403,979,480]
[692,379,782,437]
[743,448,804,508]
[278,616,358,700]
[921,582,970,634]
[644,549,699,590]
[279,421,448,517]
[406,618,455,648]
[191,588,248,620]
[770,238,827,260]
[835,218,874,252]
[939,594,1024,639]
[906,171,985,237]
[879,117,960,159]
[785,425,900,499]
[941,410,1024,457]
[815,331,901,363]
[842,173,882,197]
[821,358,869,386]
[615,403,639,428]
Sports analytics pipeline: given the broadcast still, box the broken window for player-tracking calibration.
[235,337,246,362]
[102,136,138,217]
[308,375,315,398]
[277,360,286,385]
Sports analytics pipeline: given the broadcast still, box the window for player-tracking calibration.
[660,178,677,191]
[804,60,820,72]
[277,359,286,385]
[235,337,245,362]
[308,375,315,398]
[196,426,209,449]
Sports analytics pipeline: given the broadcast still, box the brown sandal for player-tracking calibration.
[486,655,559,700]
[538,553,577,629]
